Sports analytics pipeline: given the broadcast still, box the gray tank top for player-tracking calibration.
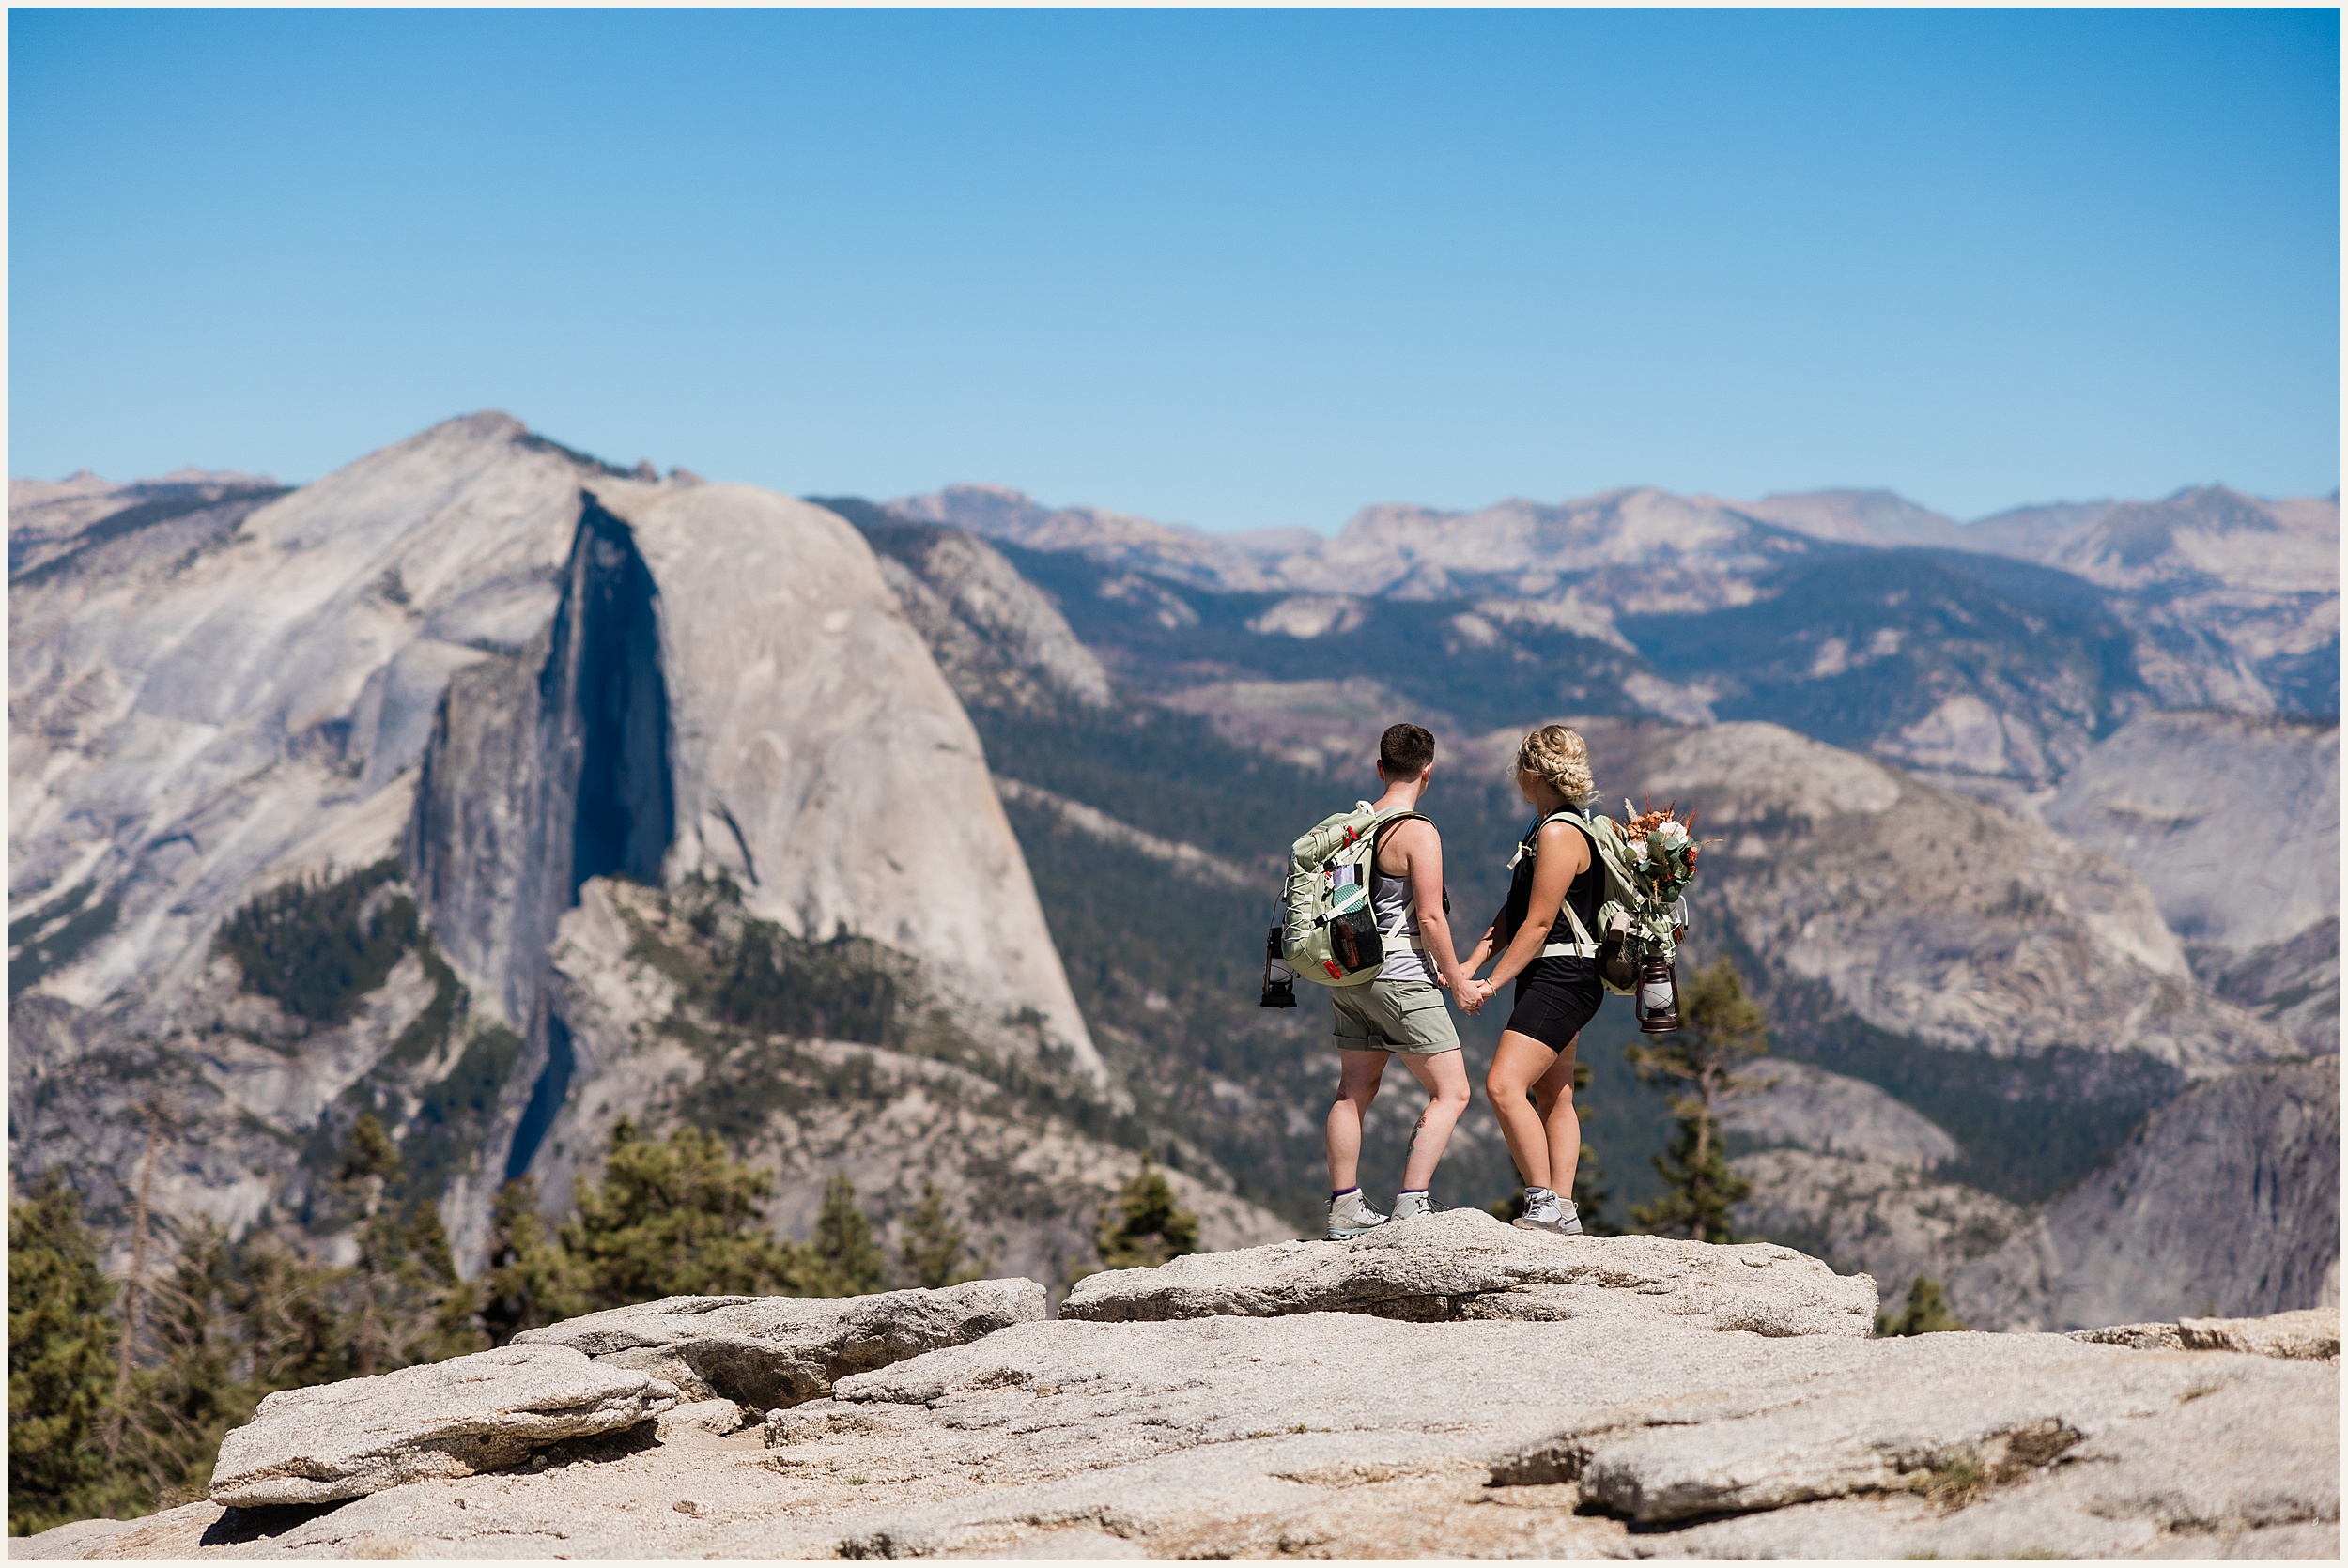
[1369,844,1429,985]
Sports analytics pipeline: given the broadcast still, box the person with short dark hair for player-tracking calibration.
[1379,722,1436,780]
[1323,723,1472,1238]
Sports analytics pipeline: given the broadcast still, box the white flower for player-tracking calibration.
[1659,820,1689,844]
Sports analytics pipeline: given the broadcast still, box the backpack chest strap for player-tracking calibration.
[1540,897,1599,959]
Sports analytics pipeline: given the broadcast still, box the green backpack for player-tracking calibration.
[1516,806,1688,996]
[1279,801,1430,988]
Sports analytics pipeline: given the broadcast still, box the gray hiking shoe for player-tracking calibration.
[1509,1189,1583,1236]
[1327,1189,1389,1240]
[1390,1190,1440,1221]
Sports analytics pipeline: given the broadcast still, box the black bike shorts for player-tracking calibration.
[1506,958,1604,1053]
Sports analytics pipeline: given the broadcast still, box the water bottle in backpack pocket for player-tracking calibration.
[1324,881,1386,976]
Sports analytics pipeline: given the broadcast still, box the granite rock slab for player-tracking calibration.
[514,1277,1045,1410]
[1494,1328,2337,1524]
[2072,1305,2340,1360]
[208,1345,677,1507]
[1060,1207,1877,1336]
[27,1305,2335,1559]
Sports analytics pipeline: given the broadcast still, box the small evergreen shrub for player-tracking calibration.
[1877,1276,1969,1336]
[1089,1161,1201,1273]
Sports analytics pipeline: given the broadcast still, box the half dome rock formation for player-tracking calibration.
[8,413,1102,1257]
[391,421,1092,1071]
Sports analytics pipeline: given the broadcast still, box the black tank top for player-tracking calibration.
[1498,811,1602,977]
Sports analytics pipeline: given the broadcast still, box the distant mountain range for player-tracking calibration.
[8,423,2335,1333]
[888,480,2337,790]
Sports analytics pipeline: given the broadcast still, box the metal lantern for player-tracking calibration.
[1259,924,1298,1009]
[1636,954,1682,1033]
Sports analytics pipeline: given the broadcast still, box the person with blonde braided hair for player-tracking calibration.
[1457,723,1606,1235]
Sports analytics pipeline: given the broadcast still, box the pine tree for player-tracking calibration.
[8,1172,142,1535]
[898,1180,994,1289]
[561,1119,803,1306]
[1878,1276,1969,1336]
[230,1229,354,1395]
[1091,1161,1201,1272]
[1627,958,1769,1244]
[332,1115,485,1373]
[480,1178,588,1345]
[337,1115,401,1376]
[807,1173,887,1297]
[119,1220,249,1508]
[401,1205,489,1364]
[103,1102,166,1460]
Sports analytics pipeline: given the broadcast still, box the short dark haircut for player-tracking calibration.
[1379,722,1436,779]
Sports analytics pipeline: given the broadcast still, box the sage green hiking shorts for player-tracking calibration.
[1332,977,1460,1056]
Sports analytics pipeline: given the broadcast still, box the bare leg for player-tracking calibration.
[1528,1034,1583,1198]
[1325,1049,1389,1191]
[1396,1050,1472,1191]
[1484,1030,1563,1191]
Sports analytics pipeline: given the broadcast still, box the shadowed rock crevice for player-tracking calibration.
[502,1011,575,1183]
[196,1500,350,1547]
[550,494,673,899]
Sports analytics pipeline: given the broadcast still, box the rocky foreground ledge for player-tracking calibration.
[17,1212,2339,1560]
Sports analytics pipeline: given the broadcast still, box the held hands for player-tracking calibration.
[1455,976,1494,1014]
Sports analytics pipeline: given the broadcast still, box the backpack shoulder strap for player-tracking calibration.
[1523,807,1594,853]
[1532,808,1601,955]
[1576,810,1637,891]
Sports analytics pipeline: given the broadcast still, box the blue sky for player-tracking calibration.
[9,8,2339,530]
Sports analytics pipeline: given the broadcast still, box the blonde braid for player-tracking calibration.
[1514,724,1597,807]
